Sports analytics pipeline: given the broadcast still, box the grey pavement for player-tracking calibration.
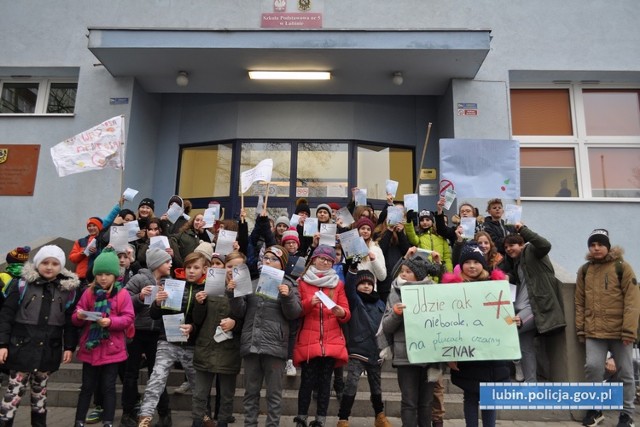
[11,405,634,427]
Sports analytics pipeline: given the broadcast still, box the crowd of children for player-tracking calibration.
[0,191,635,427]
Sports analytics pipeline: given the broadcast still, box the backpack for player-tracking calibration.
[580,260,624,285]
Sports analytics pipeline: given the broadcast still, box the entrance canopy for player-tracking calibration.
[88,29,491,96]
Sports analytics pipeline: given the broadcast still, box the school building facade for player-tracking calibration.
[1,1,639,278]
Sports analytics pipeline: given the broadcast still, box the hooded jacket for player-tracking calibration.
[405,222,453,274]
[192,294,243,375]
[381,276,434,367]
[294,275,351,367]
[72,283,134,366]
[575,246,639,341]
[0,263,80,372]
[125,268,165,332]
[343,270,385,365]
[509,226,566,335]
[230,275,302,360]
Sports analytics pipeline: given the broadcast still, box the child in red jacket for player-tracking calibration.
[294,245,351,427]
[72,249,134,427]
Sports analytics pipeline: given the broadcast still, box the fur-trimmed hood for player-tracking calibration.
[585,245,624,264]
[20,262,80,292]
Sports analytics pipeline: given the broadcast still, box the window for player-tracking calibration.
[0,79,77,114]
[178,143,233,198]
[296,142,349,198]
[177,140,415,215]
[511,86,640,200]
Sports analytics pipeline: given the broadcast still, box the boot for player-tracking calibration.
[137,416,153,427]
[374,413,392,427]
[120,412,138,427]
[202,415,217,427]
[31,411,46,427]
[154,411,172,427]
[74,422,85,427]
[293,416,308,427]
[0,419,14,427]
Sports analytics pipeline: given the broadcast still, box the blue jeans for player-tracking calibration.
[463,389,496,427]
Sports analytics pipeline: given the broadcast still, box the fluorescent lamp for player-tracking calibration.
[248,71,331,80]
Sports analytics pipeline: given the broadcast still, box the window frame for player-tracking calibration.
[511,83,640,202]
[0,78,77,116]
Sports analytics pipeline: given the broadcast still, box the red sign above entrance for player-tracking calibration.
[261,12,322,28]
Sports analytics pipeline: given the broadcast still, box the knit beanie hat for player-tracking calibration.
[355,217,375,231]
[281,227,300,246]
[295,198,311,216]
[93,248,120,277]
[419,209,435,221]
[459,241,488,270]
[87,217,104,232]
[167,195,184,209]
[6,246,31,264]
[139,198,155,211]
[265,245,288,269]
[295,202,311,216]
[194,242,214,262]
[588,229,611,250]
[316,204,332,216]
[146,248,172,271]
[275,216,290,227]
[211,252,225,265]
[356,269,376,287]
[401,256,430,281]
[33,245,66,269]
[311,245,336,263]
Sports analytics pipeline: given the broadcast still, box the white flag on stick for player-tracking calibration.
[240,158,273,193]
[50,115,125,177]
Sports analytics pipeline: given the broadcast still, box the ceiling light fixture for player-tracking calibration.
[392,71,404,86]
[248,71,331,80]
[176,71,189,87]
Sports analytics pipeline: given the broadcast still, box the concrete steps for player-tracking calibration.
[45,362,572,422]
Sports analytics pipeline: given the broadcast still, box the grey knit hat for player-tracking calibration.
[401,256,430,281]
[275,216,290,227]
[146,248,172,271]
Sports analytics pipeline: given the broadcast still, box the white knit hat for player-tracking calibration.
[33,245,66,268]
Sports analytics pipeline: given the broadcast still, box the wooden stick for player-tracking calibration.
[414,122,433,194]
[263,182,271,210]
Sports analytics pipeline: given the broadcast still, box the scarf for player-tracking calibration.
[5,263,23,279]
[302,266,340,289]
[357,290,380,304]
[85,282,119,350]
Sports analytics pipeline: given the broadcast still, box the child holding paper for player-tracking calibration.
[442,242,509,427]
[405,209,452,276]
[337,267,392,427]
[381,252,441,427]
[70,199,123,287]
[0,245,80,427]
[353,217,387,284]
[136,252,208,427]
[72,249,134,427]
[121,248,173,427]
[294,245,350,427]
[227,246,302,426]
[434,198,484,248]
[171,213,212,268]
[482,198,516,256]
[191,253,242,427]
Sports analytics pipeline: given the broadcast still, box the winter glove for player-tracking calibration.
[406,210,417,223]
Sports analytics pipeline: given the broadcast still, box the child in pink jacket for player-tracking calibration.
[72,249,134,427]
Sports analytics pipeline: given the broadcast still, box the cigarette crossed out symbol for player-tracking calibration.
[483,290,511,319]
